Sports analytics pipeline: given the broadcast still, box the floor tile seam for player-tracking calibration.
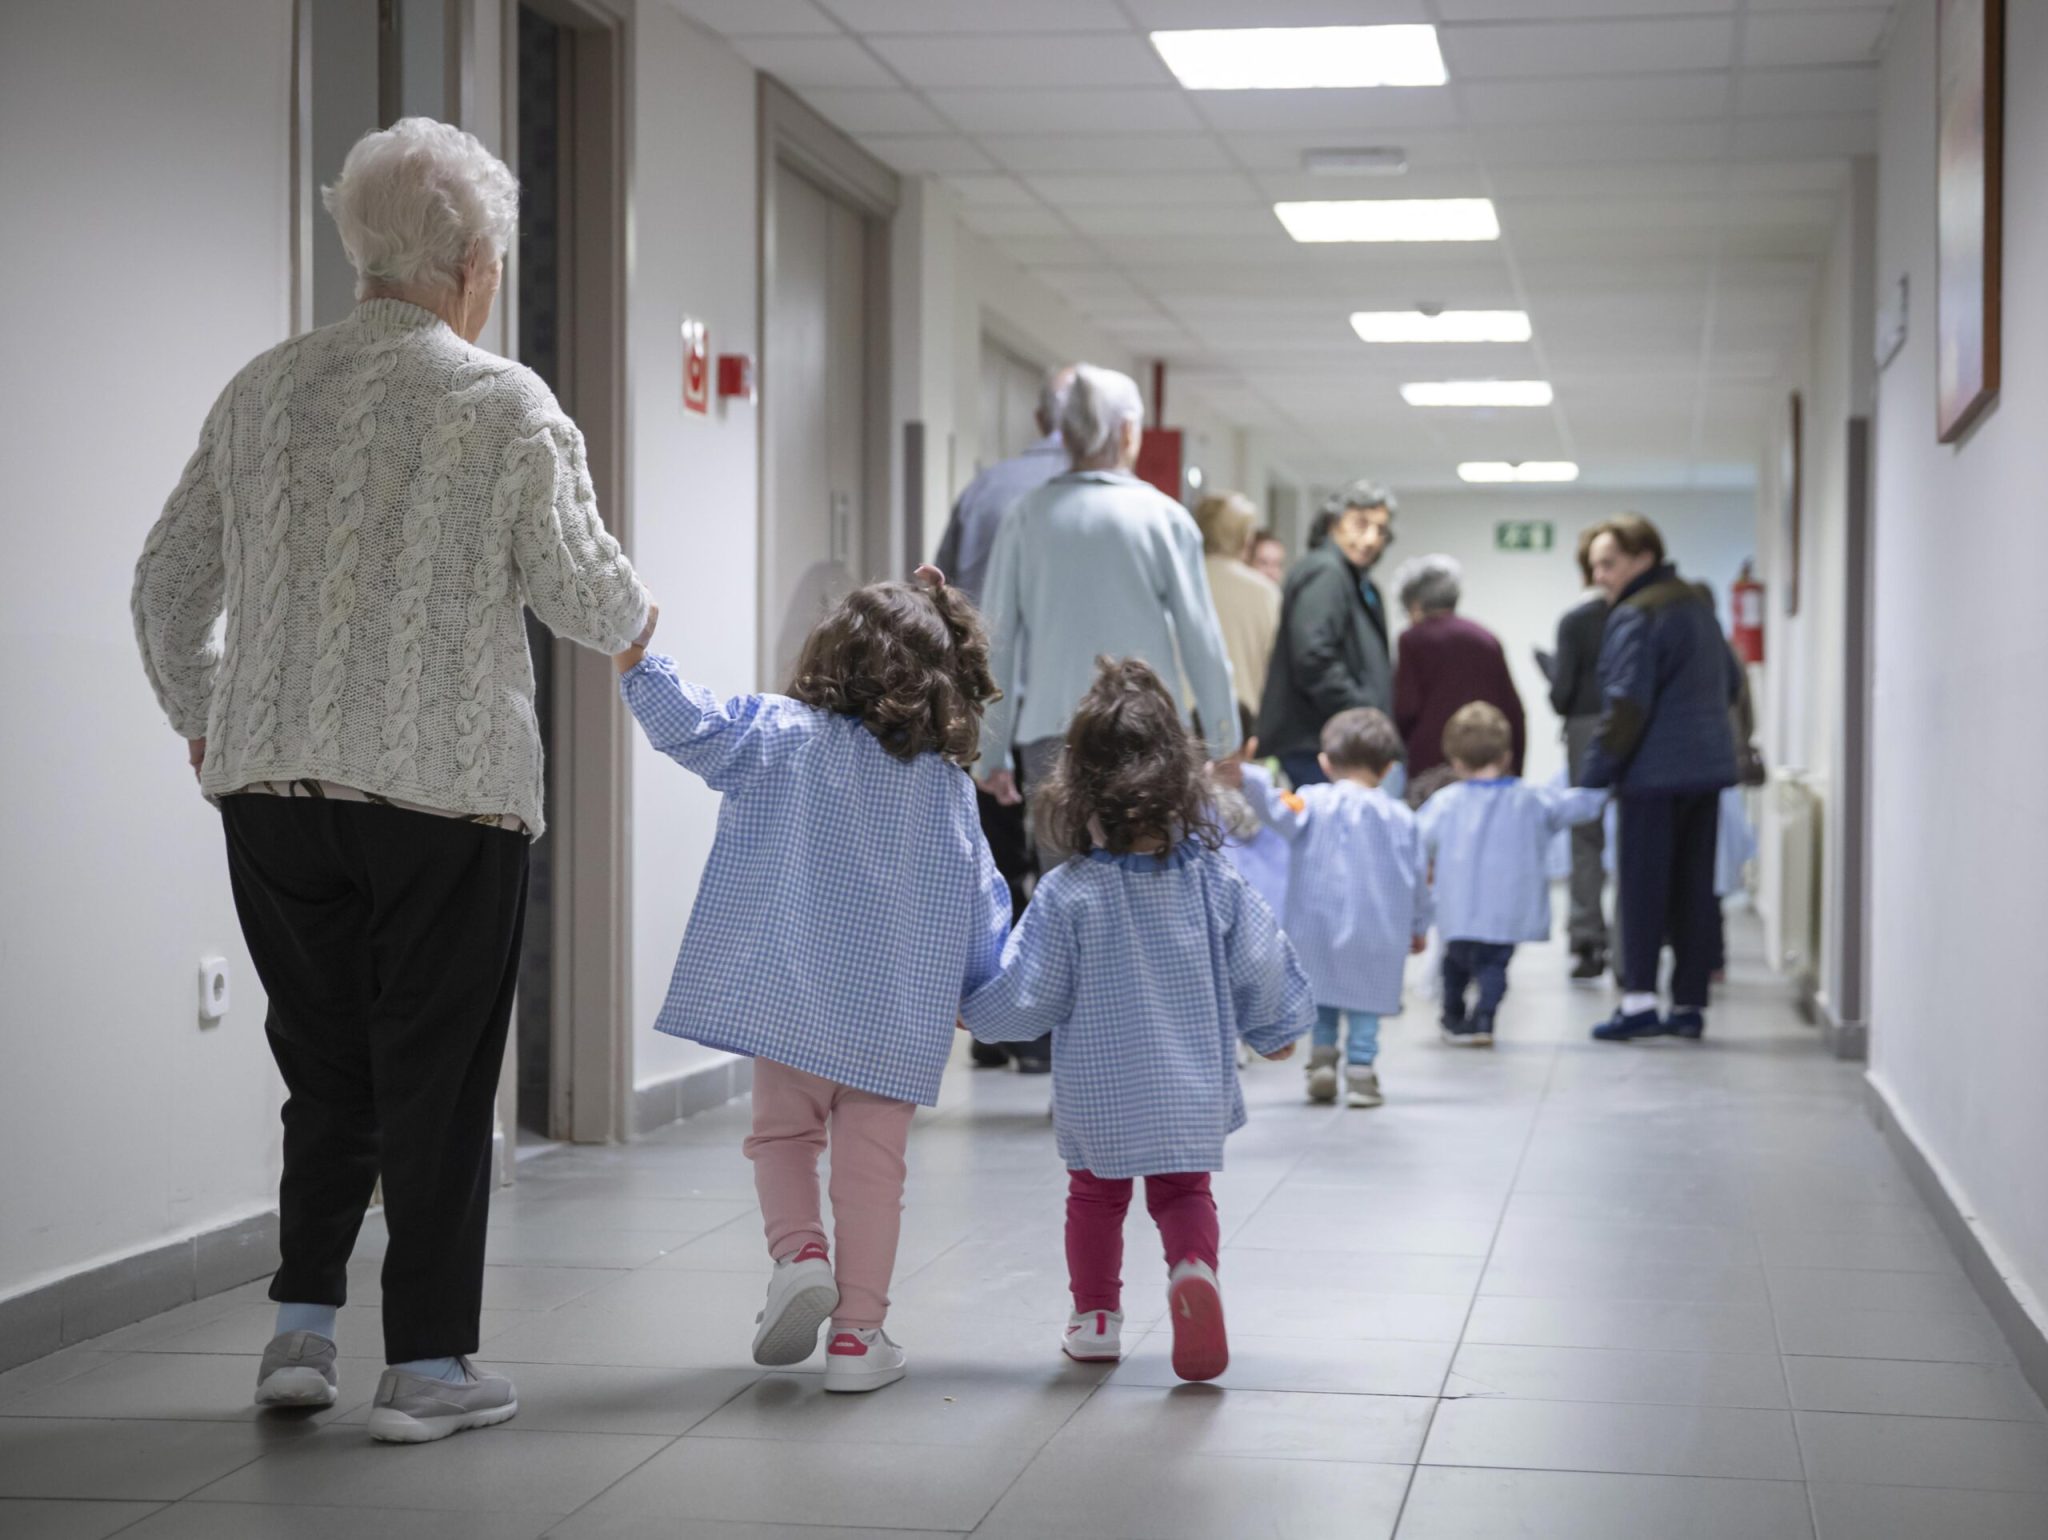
[1758,1230,1827,1539]
[83,1498,173,1540]
[481,1423,695,1535]
[1405,1462,1812,1488]
[1388,1033,1569,1536]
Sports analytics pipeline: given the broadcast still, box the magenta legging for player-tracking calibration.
[1065,1169,1220,1315]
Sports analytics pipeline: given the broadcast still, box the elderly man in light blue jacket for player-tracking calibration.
[977,365,1240,850]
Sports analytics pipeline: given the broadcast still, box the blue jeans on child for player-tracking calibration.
[1442,941,1515,1028]
[1314,1005,1380,1065]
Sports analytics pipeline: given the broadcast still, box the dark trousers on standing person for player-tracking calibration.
[1616,791,1721,1010]
[1279,750,1328,789]
[222,795,529,1364]
[968,783,1035,1067]
[1442,941,1516,1031]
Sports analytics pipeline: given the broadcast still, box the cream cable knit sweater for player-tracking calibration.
[133,299,650,837]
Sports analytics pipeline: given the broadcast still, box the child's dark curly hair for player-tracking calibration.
[1034,656,1223,860]
[786,577,1000,767]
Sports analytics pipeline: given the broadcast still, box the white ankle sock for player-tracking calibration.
[390,1356,466,1382]
[1621,992,1659,1017]
[274,1302,337,1340]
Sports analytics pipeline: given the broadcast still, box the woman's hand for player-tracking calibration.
[1209,734,1257,790]
[979,768,1021,806]
[614,602,659,675]
[187,738,206,782]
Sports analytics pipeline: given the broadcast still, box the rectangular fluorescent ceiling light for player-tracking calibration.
[1402,380,1554,407]
[1276,199,1499,244]
[1152,26,1446,90]
[1460,461,1579,483]
[1352,310,1531,343]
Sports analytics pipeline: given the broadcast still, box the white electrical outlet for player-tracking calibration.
[198,956,231,1023]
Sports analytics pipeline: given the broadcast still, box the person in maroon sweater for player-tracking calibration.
[1391,555,1526,800]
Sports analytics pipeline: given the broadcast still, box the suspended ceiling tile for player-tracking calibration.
[1724,157,1854,194]
[728,35,897,87]
[817,0,1126,32]
[1436,0,1735,16]
[1025,172,1260,207]
[939,173,1039,207]
[801,89,953,135]
[1474,119,1732,164]
[1189,87,1465,134]
[1064,204,1287,237]
[1460,71,1731,126]
[1736,64,1879,117]
[1439,17,1737,78]
[983,134,1233,174]
[959,204,1074,238]
[1742,8,1893,67]
[856,134,996,173]
[664,0,838,35]
[1127,0,1429,23]
[1729,113,1878,157]
[869,34,1176,90]
[928,88,1206,134]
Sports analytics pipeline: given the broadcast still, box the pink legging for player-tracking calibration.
[743,1058,917,1330]
[1066,1169,1220,1315]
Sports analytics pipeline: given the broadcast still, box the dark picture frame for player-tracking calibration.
[1784,391,1804,617]
[1935,0,2004,442]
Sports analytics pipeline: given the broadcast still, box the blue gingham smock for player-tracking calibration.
[1240,765,1431,1015]
[962,841,1315,1179]
[620,654,1011,1107]
[1418,778,1608,945]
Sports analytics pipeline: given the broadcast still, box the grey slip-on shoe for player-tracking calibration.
[254,1330,339,1408]
[366,1357,518,1444]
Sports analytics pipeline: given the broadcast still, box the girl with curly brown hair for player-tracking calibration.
[962,657,1315,1382]
[613,570,1012,1395]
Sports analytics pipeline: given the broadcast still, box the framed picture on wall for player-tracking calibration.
[1783,391,1803,617]
[1935,0,2004,442]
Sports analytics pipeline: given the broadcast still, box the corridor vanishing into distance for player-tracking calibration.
[2,919,2042,1540]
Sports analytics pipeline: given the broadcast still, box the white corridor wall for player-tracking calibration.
[0,0,294,1298]
[1866,0,2048,1322]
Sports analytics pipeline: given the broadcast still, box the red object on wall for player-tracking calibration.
[1731,561,1765,664]
[717,353,756,403]
[1135,427,1184,503]
[681,317,709,415]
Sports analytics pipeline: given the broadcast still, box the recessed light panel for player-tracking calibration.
[1352,310,1532,343]
[1276,199,1500,244]
[1459,461,1580,482]
[1152,26,1447,91]
[1403,381,1554,407]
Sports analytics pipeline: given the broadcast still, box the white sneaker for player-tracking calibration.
[752,1242,839,1367]
[1166,1260,1229,1383]
[1062,1308,1124,1363]
[1305,1045,1339,1104]
[1345,1065,1384,1108]
[822,1326,907,1393]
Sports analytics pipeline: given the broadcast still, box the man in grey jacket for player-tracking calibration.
[1255,482,1396,787]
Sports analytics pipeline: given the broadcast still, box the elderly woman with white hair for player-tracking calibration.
[1390,553,1525,794]
[132,119,652,1442]
[975,367,1237,1065]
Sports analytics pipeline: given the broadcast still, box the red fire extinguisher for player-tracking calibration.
[1731,560,1765,664]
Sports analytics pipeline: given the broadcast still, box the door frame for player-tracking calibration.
[497,0,635,1148]
[756,78,899,689]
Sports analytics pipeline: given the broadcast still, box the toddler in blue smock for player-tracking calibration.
[614,572,1011,1395]
[1418,702,1607,1046]
[964,658,1314,1382]
[1223,708,1430,1110]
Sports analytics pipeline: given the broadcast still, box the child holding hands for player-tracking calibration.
[963,658,1314,1383]
[615,572,1010,1394]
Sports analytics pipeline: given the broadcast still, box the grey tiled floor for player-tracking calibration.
[5,916,2045,1538]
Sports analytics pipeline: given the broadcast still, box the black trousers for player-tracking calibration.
[1616,791,1720,1009]
[1442,941,1516,1026]
[222,795,529,1362]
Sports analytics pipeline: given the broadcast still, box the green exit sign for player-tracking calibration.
[1496,520,1555,552]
